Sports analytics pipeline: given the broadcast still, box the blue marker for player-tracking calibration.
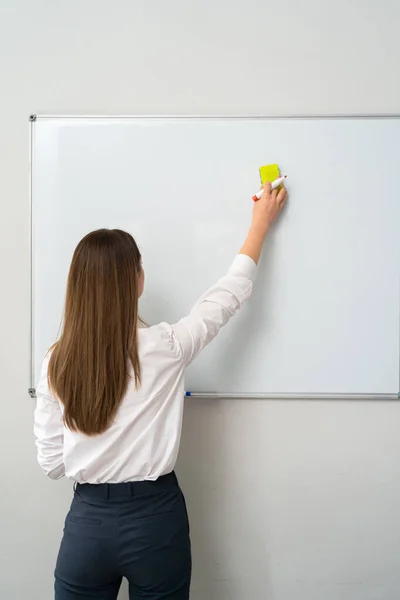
[185,391,192,397]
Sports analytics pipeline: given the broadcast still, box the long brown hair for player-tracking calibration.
[48,229,142,435]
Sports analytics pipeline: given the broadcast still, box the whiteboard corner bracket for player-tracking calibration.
[29,114,37,122]
[29,388,36,399]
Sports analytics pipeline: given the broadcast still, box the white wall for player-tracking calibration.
[0,1,399,599]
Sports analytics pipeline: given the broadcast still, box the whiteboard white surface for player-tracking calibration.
[31,117,400,395]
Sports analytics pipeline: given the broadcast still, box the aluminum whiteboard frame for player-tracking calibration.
[29,114,400,400]
[29,117,36,398]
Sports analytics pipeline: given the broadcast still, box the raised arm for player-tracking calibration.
[171,182,287,364]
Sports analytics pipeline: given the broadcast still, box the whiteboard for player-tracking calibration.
[30,117,400,397]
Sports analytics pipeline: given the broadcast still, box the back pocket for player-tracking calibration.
[68,515,102,527]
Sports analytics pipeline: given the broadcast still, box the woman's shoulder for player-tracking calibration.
[39,347,53,373]
[139,322,181,358]
[36,348,56,398]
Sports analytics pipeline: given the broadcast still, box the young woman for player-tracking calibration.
[34,181,287,600]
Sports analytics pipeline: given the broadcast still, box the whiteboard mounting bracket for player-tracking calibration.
[29,114,37,122]
[29,388,37,399]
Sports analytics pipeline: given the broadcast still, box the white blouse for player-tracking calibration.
[34,254,257,483]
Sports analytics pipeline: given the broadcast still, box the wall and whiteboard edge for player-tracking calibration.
[28,114,400,401]
[29,115,36,398]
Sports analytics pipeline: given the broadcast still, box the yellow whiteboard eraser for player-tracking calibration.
[259,164,281,185]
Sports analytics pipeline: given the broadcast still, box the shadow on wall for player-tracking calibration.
[176,398,273,600]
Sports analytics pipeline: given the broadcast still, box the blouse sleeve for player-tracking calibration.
[170,254,257,365]
[33,356,65,480]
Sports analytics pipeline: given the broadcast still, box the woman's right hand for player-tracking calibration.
[251,181,287,235]
[240,181,288,264]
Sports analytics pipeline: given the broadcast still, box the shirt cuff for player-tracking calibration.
[230,254,258,281]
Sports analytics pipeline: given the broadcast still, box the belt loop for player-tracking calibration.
[130,482,134,496]
[106,484,110,500]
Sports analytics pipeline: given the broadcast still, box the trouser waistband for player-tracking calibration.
[75,471,178,500]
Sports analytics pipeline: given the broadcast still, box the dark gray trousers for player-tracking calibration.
[54,472,191,599]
